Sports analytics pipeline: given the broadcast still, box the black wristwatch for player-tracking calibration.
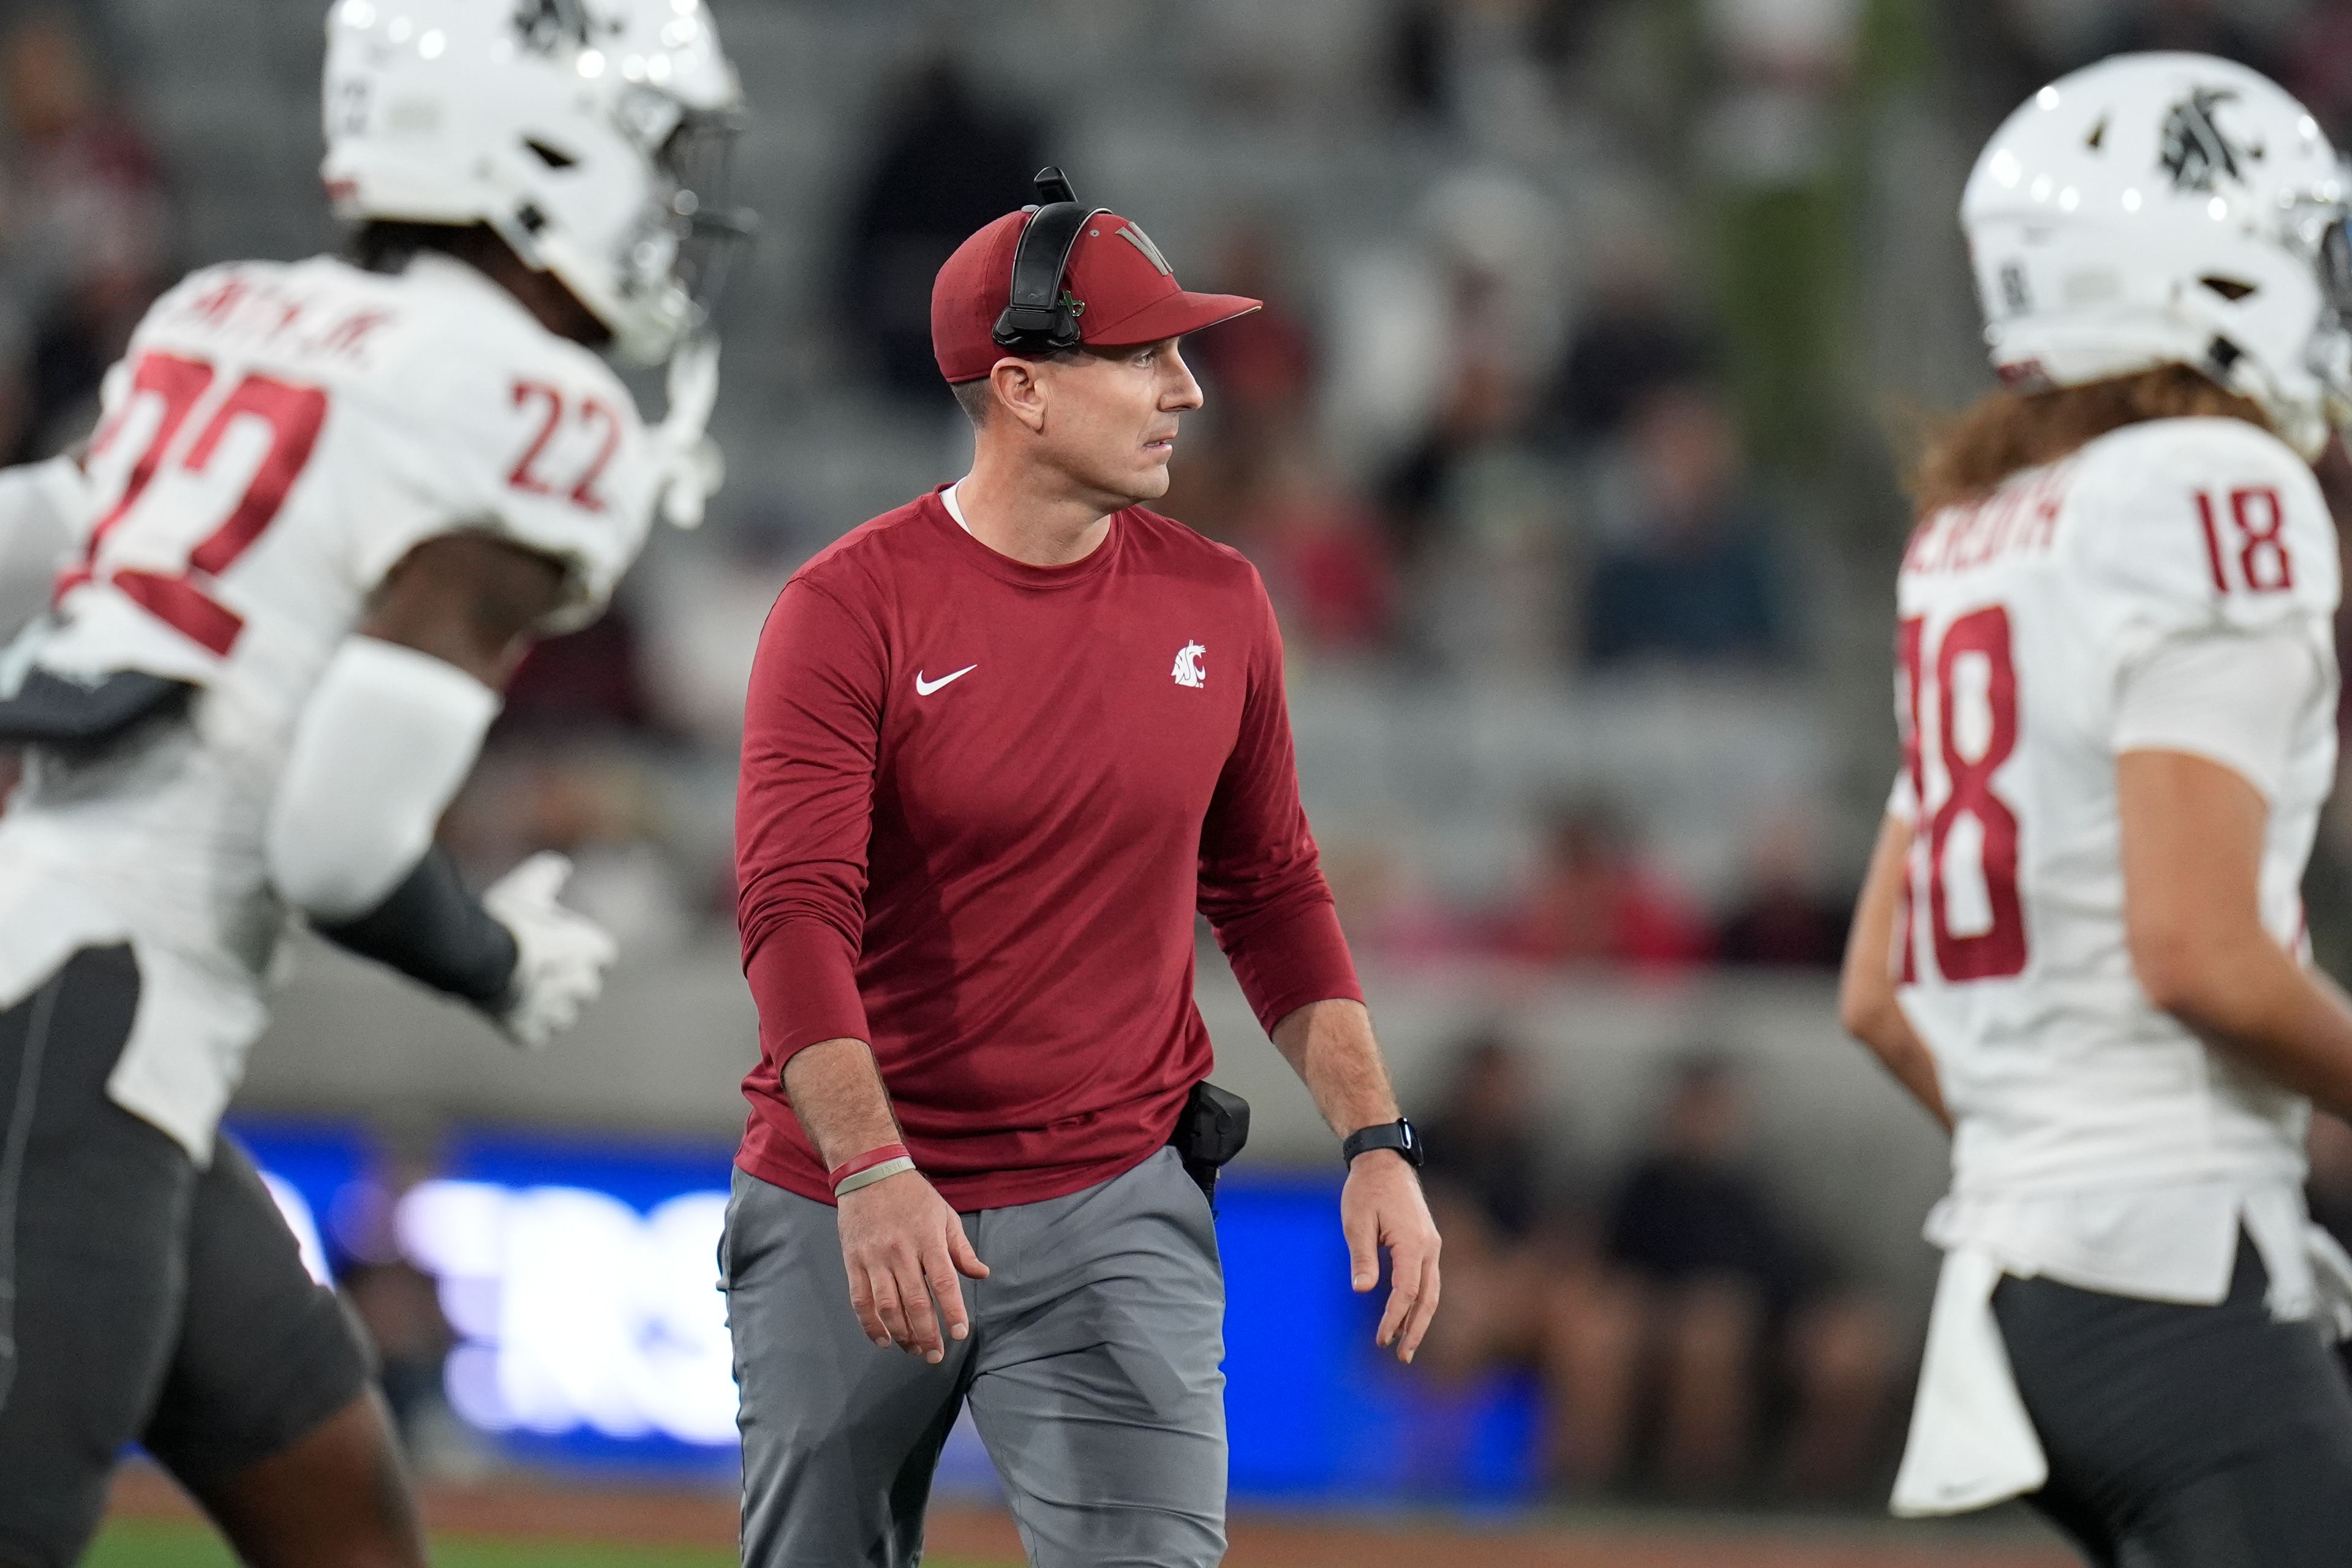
[1342,1117,1424,1169]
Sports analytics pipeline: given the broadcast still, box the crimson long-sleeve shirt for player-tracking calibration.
[735,488,1362,1210]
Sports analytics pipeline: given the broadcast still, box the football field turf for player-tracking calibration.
[92,1518,990,1568]
[91,1510,2081,1567]
[97,1468,2074,1567]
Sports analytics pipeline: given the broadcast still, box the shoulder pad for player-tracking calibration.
[347,307,658,630]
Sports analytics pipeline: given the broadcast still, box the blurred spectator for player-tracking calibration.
[1714,804,1852,970]
[1602,1055,1898,1500]
[841,56,1040,402]
[1420,172,1573,405]
[342,1261,456,1458]
[633,514,804,749]
[1193,0,1393,127]
[1227,439,1398,658]
[330,1154,468,1472]
[2285,4,2352,144]
[499,607,662,736]
[1695,0,1858,470]
[521,754,698,955]
[1383,0,1450,124]
[2308,1111,2352,1253]
[1370,170,1570,519]
[1,12,171,459]
[1383,344,1531,564]
[1494,801,1712,972]
[1186,220,1317,442]
[1581,382,1794,669]
[1314,836,1479,963]
[2304,1112,2352,1384]
[2092,0,2279,79]
[1378,252,1577,673]
[1411,1033,1640,1493]
[1547,234,1714,447]
[443,746,702,953]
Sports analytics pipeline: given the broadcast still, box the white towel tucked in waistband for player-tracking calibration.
[1890,1248,2047,1517]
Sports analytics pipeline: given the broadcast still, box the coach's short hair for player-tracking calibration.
[949,346,1098,429]
[951,378,995,428]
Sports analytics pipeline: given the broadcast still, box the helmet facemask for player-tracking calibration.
[2203,185,2352,453]
[2302,200,2352,434]
[564,87,755,365]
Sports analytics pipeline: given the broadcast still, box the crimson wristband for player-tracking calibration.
[829,1142,914,1197]
[828,1142,908,1185]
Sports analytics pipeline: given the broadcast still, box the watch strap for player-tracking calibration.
[1342,1118,1423,1168]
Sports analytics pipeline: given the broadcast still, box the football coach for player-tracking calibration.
[725,170,1441,1566]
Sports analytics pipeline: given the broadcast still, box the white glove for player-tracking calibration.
[2310,1224,2352,1344]
[482,852,619,1050]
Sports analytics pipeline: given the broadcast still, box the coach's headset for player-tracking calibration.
[991,167,1108,358]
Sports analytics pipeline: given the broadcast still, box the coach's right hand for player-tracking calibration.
[839,1171,990,1362]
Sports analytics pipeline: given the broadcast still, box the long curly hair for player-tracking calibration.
[1909,365,2275,516]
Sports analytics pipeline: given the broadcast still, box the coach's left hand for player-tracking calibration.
[1342,1151,1441,1362]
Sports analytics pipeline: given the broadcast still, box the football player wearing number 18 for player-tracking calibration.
[0,4,750,1567]
[1839,54,2352,1565]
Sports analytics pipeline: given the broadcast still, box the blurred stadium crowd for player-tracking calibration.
[18,0,2352,1511]
[24,0,2352,970]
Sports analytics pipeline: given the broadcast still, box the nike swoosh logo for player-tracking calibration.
[914,665,978,696]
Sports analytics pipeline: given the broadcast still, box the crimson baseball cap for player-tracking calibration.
[931,206,1261,383]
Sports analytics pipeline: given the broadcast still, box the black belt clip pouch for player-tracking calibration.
[1170,1080,1251,1211]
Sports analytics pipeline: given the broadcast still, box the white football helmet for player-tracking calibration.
[1962,53,2352,458]
[322,0,750,368]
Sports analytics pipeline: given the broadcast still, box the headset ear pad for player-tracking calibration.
[992,200,1106,355]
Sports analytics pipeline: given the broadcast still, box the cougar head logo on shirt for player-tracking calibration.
[1172,641,1206,690]
[2158,87,2260,193]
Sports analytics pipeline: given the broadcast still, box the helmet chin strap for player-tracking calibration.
[654,332,723,529]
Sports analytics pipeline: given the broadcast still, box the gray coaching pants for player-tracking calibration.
[723,1146,1227,1567]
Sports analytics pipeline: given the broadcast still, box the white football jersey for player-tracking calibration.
[0,252,657,1158]
[1893,416,2339,1202]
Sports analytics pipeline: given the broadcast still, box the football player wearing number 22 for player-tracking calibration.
[0,4,753,1566]
[1840,53,2352,1565]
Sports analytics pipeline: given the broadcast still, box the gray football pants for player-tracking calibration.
[723,1147,1227,1567]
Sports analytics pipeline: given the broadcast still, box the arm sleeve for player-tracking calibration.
[2112,626,2328,802]
[736,576,885,1068]
[1196,575,1363,1033]
[267,636,500,920]
[265,637,518,1005]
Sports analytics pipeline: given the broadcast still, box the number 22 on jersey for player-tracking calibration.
[1897,606,2027,984]
[62,351,326,657]
[64,350,616,659]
